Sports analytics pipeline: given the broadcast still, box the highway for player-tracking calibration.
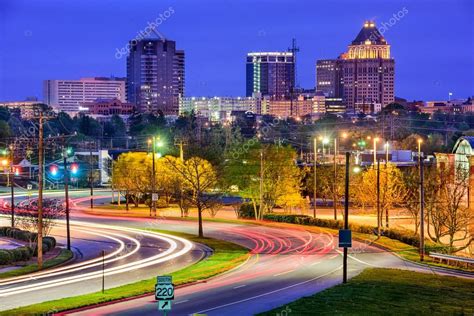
[0,189,472,315]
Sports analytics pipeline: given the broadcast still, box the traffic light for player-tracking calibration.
[14,167,20,176]
[50,165,58,176]
[70,163,79,175]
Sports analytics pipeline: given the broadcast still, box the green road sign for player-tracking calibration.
[155,275,174,300]
[158,300,172,311]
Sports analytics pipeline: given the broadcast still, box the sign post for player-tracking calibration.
[155,276,174,315]
[340,152,352,283]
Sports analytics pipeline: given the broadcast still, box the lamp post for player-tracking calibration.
[63,146,71,250]
[8,145,15,228]
[373,137,379,168]
[313,137,317,218]
[151,136,163,217]
[384,141,390,165]
[418,138,425,261]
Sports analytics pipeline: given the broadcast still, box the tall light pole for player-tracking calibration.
[9,144,15,228]
[37,111,44,269]
[313,137,317,218]
[333,137,338,220]
[63,146,71,251]
[373,137,379,168]
[385,141,390,165]
[418,138,425,261]
[151,137,157,217]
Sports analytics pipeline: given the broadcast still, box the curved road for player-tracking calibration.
[1,190,472,315]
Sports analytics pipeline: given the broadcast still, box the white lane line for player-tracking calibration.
[335,249,380,267]
[195,265,343,314]
[273,269,295,277]
[174,299,189,305]
[233,284,246,289]
[0,225,194,297]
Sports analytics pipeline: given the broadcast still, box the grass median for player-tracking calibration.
[259,268,474,315]
[0,248,73,279]
[0,230,250,316]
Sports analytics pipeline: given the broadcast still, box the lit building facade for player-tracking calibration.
[43,77,126,114]
[127,39,185,115]
[316,21,395,115]
[179,97,259,122]
[246,52,295,99]
[341,21,395,114]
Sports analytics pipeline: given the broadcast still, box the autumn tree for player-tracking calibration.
[356,163,405,228]
[164,156,218,237]
[224,144,303,220]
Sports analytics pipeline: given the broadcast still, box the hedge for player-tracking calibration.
[0,227,58,265]
[262,214,448,252]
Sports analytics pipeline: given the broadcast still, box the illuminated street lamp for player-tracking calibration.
[384,142,390,164]
[151,136,165,217]
[417,138,423,159]
[373,137,379,168]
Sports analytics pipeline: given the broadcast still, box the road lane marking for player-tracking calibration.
[233,284,246,289]
[174,299,189,305]
[273,269,295,277]
[195,265,343,314]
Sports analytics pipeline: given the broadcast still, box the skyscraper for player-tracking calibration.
[127,39,185,115]
[316,59,342,98]
[246,52,295,99]
[316,21,395,114]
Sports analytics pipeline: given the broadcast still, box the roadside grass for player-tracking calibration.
[0,248,73,279]
[0,230,249,316]
[258,268,474,315]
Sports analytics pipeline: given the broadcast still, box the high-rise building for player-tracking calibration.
[316,21,395,114]
[246,52,295,99]
[127,38,185,115]
[316,59,342,98]
[43,77,126,114]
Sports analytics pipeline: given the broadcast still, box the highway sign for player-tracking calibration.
[158,300,172,311]
[155,275,174,301]
[27,184,32,190]
[339,229,352,248]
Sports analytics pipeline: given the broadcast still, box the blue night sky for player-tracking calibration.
[0,0,473,102]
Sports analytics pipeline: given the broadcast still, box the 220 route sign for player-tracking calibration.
[155,276,174,300]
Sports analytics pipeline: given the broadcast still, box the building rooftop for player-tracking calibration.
[351,21,387,45]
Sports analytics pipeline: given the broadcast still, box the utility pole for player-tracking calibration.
[343,152,350,283]
[63,145,71,251]
[419,153,425,261]
[259,149,264,220]
[151,136,157,217]
[313,137,317,218]
[9,144,14,227]
[37,111,44,269]
[89,142,94,209]
[377,158,381,237]
[333,138,337,220]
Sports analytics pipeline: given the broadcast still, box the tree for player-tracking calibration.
[164,156,218,237]
[403,168,421,234]
[425,165,473,252]
[357,163,405,228]
[224,144,302,220]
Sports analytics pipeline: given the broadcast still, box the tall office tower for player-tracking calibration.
[316,59,342,98]
[127,39,185,115]
[340,21,395,113]
[246,52,295,99]
[43,77,126,114]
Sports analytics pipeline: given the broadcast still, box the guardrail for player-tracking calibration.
[429,252,474,269]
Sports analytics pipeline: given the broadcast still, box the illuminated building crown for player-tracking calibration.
[343,21,390,60]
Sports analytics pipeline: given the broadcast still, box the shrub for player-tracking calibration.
[237,203,257,219]
[0,250,13,265]
[10,247,32,262]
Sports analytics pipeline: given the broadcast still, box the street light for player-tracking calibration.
[384,142,390,165]
[373,137,379,168]
[313,137,317,218]
[151,136,164,217]
[417,138,423,159]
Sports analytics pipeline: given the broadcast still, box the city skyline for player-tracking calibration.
[0,0,473,102]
